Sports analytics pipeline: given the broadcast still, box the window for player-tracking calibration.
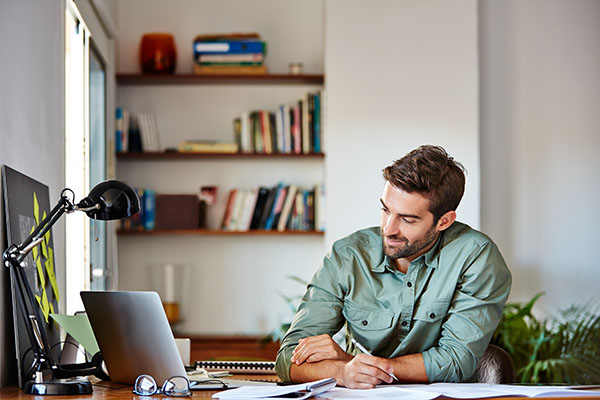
[89,46,108,291]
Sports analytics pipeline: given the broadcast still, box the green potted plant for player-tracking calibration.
[491,293,600,384]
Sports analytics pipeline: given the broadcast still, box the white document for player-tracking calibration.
[316,386,440,400]
[390,383,600,398]
[212,378,336,399]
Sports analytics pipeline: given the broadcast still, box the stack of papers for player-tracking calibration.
[316,383,600,399]
[212,378,336,400]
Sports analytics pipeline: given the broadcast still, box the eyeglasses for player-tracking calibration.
[133,374,192,397]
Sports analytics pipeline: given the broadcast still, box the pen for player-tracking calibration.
[351,338,399,381]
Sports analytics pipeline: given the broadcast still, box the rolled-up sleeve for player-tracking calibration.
[275,248,348,382]
[422,242,512,382]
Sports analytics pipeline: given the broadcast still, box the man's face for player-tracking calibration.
[380,182,439,262]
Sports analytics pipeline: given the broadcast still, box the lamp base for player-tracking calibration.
[24,378,93,395]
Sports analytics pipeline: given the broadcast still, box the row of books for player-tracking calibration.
[234,91,322,154]
[115,108,161,153]
[222,183,325,232]
[121,188,156,231]
[193,32,267,75]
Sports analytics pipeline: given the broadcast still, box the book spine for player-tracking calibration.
[277,184,298,232]
[240,111,252,153]
[313,92,321,153]
[143,189,156,231]
[302,93,310,154]
[221,189,238,230]
[115,107,123,152]
[193,40,266,54]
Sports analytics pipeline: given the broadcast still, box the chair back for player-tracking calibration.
[475,344,516,383]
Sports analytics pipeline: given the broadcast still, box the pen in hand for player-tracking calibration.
[350,338,399,381]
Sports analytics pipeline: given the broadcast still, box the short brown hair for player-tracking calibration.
[383,145,466,222]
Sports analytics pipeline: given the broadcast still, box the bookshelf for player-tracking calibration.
[115,69,326,336]
[116,152,325,160]
[117,229,324,236]
[116,73,324,86]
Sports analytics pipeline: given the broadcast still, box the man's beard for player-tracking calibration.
[382,225,439,259]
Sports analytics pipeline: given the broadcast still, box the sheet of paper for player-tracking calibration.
[316,386,440,400]
[50,313,100,355]
[391,383,600,398]
[213,378,334,399]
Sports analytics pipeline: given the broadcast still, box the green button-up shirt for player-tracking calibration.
[275,222,511,383]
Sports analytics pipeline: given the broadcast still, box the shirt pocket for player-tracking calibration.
[412,300,448,324]
[342,301,395,331]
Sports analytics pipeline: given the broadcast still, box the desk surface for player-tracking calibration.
[1,377,600,400]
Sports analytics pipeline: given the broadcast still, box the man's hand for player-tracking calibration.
[339,354,396,388]
[291,334,352,365]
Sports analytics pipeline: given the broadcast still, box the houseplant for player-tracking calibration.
[491,293,600,384]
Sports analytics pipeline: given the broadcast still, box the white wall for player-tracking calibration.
[0,0,66,386]
[480,0,600,313]
[324,0,480,246]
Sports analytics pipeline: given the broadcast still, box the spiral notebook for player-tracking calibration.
[194,360,275,374]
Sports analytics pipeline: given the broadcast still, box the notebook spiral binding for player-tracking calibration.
[194,360,275,374]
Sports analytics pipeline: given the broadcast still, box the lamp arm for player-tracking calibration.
[13,195,74,264]
[2,193,75,382]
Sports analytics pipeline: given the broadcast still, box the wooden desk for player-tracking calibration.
[1,378,600,400]
[0,375,278,399]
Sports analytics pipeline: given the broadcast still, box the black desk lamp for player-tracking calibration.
[2,180,139,395]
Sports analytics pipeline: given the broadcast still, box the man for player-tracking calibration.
[275,145,511,388]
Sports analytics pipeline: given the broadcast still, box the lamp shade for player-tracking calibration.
[77,180,140,220]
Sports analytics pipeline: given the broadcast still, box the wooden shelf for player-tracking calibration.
[116,152,325,160]
[116,73,324,85]
[117,229,324,236]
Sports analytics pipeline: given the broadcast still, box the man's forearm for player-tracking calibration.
[289,353,429,385]
[290,359,346,384]
[389,353,429,383]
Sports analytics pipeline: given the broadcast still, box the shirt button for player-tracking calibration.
[430,313,436,319]
[407,282,412,287]
[401,321,408,327]
[362,320,368,326]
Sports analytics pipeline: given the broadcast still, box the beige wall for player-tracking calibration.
[0,0,66,386]
[480,0,600,313]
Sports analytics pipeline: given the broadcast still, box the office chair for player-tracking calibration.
[475,344,516,383]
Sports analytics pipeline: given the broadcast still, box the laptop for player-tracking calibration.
[81,291,274,390]
[81,291,187,385]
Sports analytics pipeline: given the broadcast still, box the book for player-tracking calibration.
[193,39,266,55]
[155,194,200,230]
[277,184,297,232]
[251,111,264,153]
[227,190,247,231]
[250,187,270,230]
[221,189,238,229]
[193,32,261,42]
[275,105,285,153]
[292,104,301,154]
[314,183,326,232]
[260,110,272,154]
[238,188,259,231]
[240,111,252,153]
[264,184,287,230]
[197,53,264,64]
[115,107,123,152]
[313,92,321,153]
[257,187,278,229]
[193,64,267,75]
[143,189,156,231]
[137,112,160,152]
[212,378,336,400]
[178,140,239,153]
[302,93,310,154]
